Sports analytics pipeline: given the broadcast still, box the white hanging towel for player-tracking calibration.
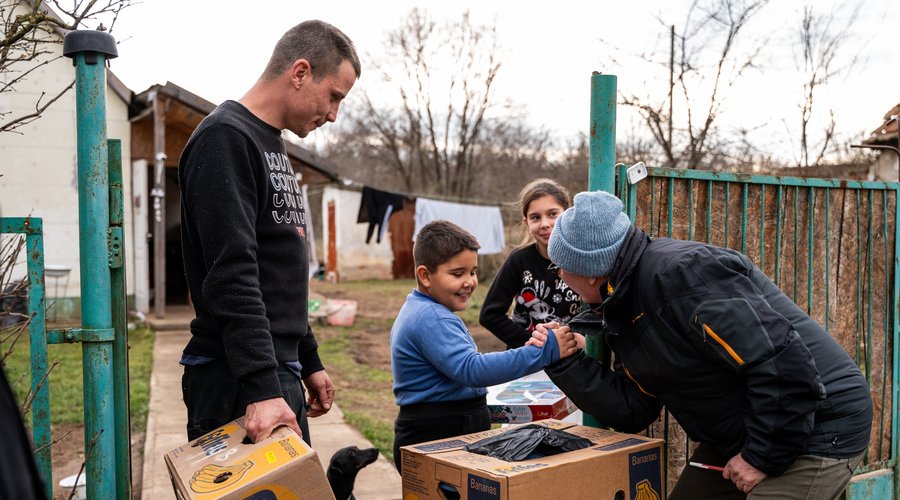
[413,198,506,254]
[300,184,320,278]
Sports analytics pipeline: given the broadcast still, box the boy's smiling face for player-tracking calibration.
[416,249,479,312]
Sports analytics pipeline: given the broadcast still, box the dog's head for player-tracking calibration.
[327,446,380,500]
[329,445,379,473]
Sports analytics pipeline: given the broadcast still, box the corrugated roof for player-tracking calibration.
[863,102,900,145]
[132,82,339,182]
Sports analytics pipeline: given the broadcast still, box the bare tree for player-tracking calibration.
[0,0,134,134]
[791,3,861,168]
[324,102,564,202]
[619,0,769,170]
[343,8,506,199]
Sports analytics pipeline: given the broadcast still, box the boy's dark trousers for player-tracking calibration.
[182,358,310,445]
[393,396,491,473]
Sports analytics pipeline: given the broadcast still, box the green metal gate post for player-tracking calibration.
[589,72,617,193]
[63,30,119,499]
[109,138,132,499]
[23,219,51,498]
[894,188,900,500]
[584,72,617,428]
[0,217,52,497]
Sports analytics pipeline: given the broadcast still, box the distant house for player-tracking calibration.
[0,4,342,319]
[0,2,134,320]
[862,103,900,181]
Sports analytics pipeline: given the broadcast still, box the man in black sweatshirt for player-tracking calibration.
[178,20,360,444]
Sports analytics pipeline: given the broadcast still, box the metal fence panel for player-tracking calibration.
[616,165,898,494]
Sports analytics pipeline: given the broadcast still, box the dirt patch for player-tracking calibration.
[49,424,144,499]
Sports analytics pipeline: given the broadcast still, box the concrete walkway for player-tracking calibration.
[140,311,401,499]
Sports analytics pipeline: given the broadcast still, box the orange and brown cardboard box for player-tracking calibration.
[165,418,335,500]
[400,419,665,500]
[486,372,576,423]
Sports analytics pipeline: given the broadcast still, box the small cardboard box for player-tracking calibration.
[486,372,575,423]
[400,419,665,500]
[165,418,335,500]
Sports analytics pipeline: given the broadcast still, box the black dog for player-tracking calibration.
[327,445,380,500]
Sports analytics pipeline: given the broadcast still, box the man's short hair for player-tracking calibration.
[263,20,361,80]
[414,220,480,271]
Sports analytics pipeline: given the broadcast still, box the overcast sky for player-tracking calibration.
[108,0,898,162]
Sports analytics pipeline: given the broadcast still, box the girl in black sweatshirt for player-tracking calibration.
[479,178,584,349]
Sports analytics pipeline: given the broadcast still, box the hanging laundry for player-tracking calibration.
[413,198,506,254]
[300,184,320,278]
[357,186,405,243]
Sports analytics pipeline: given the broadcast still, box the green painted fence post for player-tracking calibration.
[0,218,52,496]
[109,138,132,499]
[584,72,617,429]
[589,72,617,193]
[62,30,118,499]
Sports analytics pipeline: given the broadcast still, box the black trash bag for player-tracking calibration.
[464,424,593,461]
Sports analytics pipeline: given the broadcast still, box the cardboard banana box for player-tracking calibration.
[165,418,334,500]
[400,419,665,500]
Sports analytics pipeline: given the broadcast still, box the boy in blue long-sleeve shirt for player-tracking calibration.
[391,220,577,472]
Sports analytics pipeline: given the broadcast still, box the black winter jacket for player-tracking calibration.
[547,227,872,476]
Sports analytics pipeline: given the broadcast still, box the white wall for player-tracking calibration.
[321,186,393,281]
[870,150,899,181]
[131,159,150,312]
[0,17,134,311]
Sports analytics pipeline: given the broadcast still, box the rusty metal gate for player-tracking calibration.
[615,164,898,498]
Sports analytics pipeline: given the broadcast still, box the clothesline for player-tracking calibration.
[334,178,504,208]
[350,183,507,255]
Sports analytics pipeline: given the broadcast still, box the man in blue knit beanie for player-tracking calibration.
[547,191,630,278]
[535,190,872,500]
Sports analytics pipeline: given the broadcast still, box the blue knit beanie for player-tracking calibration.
[548,191,631,277]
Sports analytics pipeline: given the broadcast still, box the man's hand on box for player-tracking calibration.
[244,397,302,443]
[303,370,335,418]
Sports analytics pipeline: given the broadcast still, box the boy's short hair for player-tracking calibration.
[414,220,480,271]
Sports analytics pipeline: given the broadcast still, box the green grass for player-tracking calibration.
[1,324,154,430]
[316,320,397,460]
[343,410,395,457]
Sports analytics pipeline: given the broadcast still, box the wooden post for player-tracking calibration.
[326,200,338,282]
[152,92,167,318]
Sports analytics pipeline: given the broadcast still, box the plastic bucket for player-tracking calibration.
[326,299,357,326]
[59,474,86,500]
